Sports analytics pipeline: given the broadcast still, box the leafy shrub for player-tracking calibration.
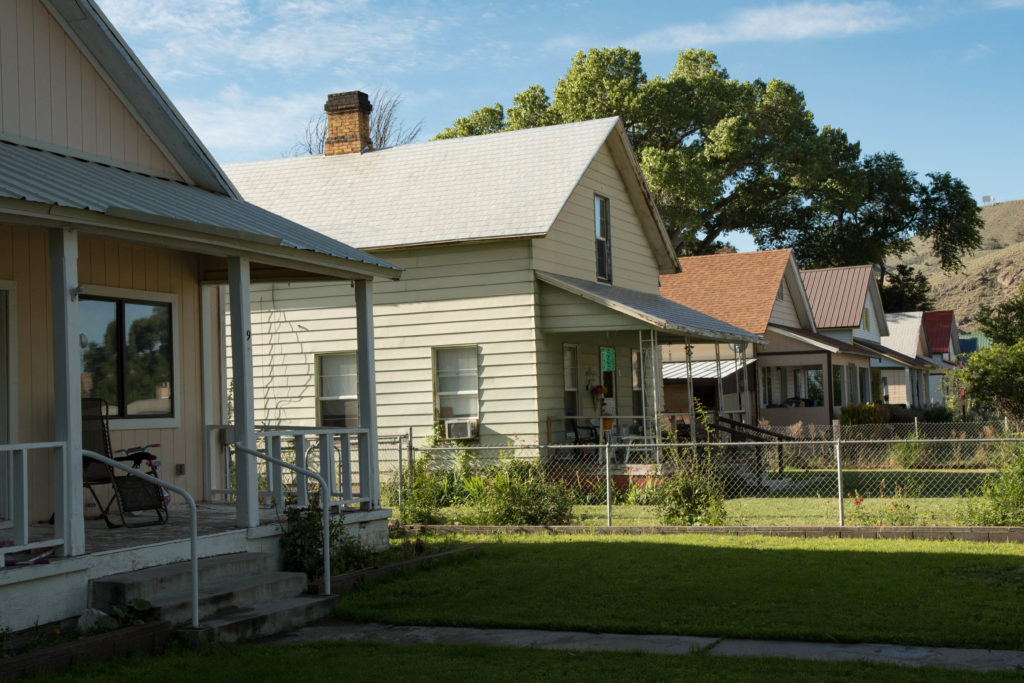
[955,440,1024,526]
[887,435,926,469]
[921,405,954,422]
[280,501,374,579]
[457,456,575,526]
[840,403,884,425]
[654,447,727,526]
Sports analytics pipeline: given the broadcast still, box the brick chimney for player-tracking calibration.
[324,91,372,155]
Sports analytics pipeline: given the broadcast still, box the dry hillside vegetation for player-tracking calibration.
[902,198,1024,330]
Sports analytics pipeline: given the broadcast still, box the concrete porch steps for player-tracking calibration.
[90,552,335,642]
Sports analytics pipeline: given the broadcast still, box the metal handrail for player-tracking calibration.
[82,448,200,629]
[233,442,332,595]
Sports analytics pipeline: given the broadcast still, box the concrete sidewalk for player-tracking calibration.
[269,621,1024,673]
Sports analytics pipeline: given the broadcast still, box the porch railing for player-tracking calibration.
[82,449,200,629]
[0,441,66,566]
[204,425,377,510]
[234,442,331,595]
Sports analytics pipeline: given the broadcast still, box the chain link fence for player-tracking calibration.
[380,421,1024,528]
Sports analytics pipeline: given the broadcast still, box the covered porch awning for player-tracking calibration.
[536,271,762,345]
[663,357,755,380]
[769,325,880,359]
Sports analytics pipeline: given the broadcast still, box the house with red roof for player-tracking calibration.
[660,251,880,428]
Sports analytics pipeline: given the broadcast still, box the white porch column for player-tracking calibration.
[354,280,380,510]
[49,228,84,556]
[904,367,912,408]
[228,257,258,527]
[714,344,725,421]
[685,339,696,444]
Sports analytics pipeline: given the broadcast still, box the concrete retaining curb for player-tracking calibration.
[403,524,1024,543]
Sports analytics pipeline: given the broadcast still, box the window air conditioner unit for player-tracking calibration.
[444,418,479,440]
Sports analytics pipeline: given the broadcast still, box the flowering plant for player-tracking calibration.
[590,384,607,396]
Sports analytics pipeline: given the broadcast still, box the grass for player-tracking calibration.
[36,641,1024,682]
[336,533,1024,650]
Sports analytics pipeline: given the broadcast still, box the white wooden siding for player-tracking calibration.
[538,284,650,333]
[0,0,181,179]
[0,226,205,519]
[245,241,545,444]
[768,278,800,328]
[853,292,881,342]
[532,143,661,293]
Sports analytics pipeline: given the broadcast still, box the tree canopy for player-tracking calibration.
[957,341,1024,421]
[975,282,1024,346]
[437,47,982,297]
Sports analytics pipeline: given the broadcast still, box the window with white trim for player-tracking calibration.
[435,347,479,418]
[318,353,359,428]
[80,297,173,418]
[595,195,612,282]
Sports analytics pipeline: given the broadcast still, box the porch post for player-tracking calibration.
[714,344,725,423]
[685,338,696,444]
[49,228,84,556]
[228,257,258,528]
[740,344,749,424]
[355,279,380,510]
[904,367,912,408]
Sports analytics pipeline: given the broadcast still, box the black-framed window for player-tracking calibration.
[594,195,611,282]
[318,353,359,428]
[80,297,173,418]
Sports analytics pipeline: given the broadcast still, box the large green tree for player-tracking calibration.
[975,282,1024,346]
[957,341,1024,421]
[438,47,982,293]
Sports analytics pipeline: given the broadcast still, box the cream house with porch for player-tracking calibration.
[225,96,760,449]
[0,0,398,633]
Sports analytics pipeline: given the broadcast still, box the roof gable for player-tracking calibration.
[224,118,677,268]
[660,250,814,334]
[44,0,235,195]
[800,264,880,330]
[922,310,955,354]
[882,311,927,357]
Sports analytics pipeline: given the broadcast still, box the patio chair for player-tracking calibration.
[82,398,168,529]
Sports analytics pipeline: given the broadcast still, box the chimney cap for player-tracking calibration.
[325,91,372,113]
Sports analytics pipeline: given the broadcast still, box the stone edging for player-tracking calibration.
[311,545,480,595]
[403,524,1024,543]
[0,620,172,680]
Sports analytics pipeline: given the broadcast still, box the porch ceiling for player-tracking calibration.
[536,271,762,344]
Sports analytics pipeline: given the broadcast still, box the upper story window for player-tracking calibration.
[318,353,359,428]
[80,297,173,418]
[594,195,611,283]
[435,346,479,418]
[861,309,871,332]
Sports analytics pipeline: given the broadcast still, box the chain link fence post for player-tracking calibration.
[605,440,612,527]
[396,433,404,508]
[834,419,844,526]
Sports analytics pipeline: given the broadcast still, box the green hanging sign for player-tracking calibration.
[601,348,616,372]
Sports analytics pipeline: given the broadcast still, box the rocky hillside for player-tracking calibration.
[902,199,1024,331]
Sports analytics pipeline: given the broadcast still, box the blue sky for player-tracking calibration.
[98,0,1024,249]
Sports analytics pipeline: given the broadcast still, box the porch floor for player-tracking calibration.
[3,504,283,556]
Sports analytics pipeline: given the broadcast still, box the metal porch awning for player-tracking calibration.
[663,358,756,381]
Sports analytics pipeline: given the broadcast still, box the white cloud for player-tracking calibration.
[96,0,447,81]
[173,85,324,160]
[627,2,909,51]
[961,43,993,61]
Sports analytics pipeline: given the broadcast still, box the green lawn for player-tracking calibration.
[336,533,1024,650]
[38,641,1023,682]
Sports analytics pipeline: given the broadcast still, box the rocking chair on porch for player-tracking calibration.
[82,398,168,529]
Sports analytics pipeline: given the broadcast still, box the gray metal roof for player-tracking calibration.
[882,312,926,358]
[224,118,626,251]
[855,338,931,368]
[0,140,399,273]
[49,0,234,195]
[536,271,762,344]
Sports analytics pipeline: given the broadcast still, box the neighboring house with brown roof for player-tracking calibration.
[659,250,878,427]
[224,93,759,448]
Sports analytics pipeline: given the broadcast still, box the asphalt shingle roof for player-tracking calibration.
[223,118,621,250]
[660,250,793,335]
